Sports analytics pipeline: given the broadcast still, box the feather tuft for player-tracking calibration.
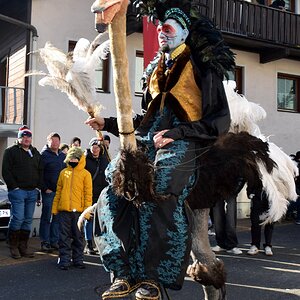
[27,33,110,117]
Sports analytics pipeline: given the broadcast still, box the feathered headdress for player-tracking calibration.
[134,0,235,80]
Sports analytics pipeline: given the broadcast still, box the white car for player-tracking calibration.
[0,179,10,238]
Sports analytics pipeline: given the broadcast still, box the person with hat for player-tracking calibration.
[83,137,110,255]
[2,125,43,259]
[86,1,234,298]
[269,0,286,10]
[59,143,69,154]
[39,132,66,252]
[52,147,92,270]
[103,134,111,150]
[70,136,81,147]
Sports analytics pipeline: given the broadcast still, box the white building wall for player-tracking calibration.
[30,0,143,157]
[29,0,300,156]
[234,49,300,155]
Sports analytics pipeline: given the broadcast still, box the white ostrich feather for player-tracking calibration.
[268,142,298,201]
[38,42,71,79]
[224,80,298,223]
[73,38,90,60]
[28,33,110,118]
[223,80,266,136]
[258,161,290,224]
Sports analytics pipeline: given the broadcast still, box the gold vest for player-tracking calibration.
[149,46,202,122]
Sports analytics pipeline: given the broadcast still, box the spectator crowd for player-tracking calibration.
[2,126,110,270]
[1,125,299,270]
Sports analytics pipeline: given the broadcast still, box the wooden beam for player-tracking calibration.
[260,48,290,63]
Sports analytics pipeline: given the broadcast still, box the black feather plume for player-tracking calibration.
[187,132,276,210]
[186,16,236,79]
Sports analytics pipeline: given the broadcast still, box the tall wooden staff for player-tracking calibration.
[93,0,136,150]
[92,0,156,202]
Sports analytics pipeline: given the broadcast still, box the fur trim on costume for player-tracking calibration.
[112,148,164,203]
[137,1,235,84]
[187,258,226,289]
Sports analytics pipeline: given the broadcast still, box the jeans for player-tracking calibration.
[84,219,93,241]
[39,191,59,244]
[8,188,38,232]
[213,196,238,249]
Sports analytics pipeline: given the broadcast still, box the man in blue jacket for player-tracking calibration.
[39,132,66,251]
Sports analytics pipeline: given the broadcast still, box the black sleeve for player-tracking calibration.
[35,149,44,190]
[103,115,144,137]
[2,148,18,189]
[163,69,230,141]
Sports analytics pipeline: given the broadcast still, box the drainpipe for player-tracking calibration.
[0,14,38,136]
[296,0,300,14]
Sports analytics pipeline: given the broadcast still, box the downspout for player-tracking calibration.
[0,14,38,135]
[296,0,300,15]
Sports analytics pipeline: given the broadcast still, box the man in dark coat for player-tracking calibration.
[39,132,66,251]
[2,126,43,259]
[84,137,109,254]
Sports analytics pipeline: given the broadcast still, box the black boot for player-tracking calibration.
[8,230,21,259]
[19,230,35,258]
[102,277,140,299]
[85,240,97,255]
[135,280,161,300]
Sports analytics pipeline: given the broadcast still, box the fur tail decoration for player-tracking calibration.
[112,148,164,203]
[187,132,276,210]
[77,203,97,229]
[187,259,226,289]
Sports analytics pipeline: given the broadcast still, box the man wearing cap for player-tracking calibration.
[2,126,43,259]
[39,132,66,252]
[83,137,110,254]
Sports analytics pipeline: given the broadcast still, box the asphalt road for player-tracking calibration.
[0,219,299,300]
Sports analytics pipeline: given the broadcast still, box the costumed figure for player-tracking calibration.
[27,0,298,299]
[88,0,235,299]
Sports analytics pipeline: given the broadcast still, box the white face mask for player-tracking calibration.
[157,19,189,52]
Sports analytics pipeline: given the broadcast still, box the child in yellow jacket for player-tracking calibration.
[52,147,92,270]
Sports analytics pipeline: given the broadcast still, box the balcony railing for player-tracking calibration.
[0,86,24,125]
[196,0,300,47]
